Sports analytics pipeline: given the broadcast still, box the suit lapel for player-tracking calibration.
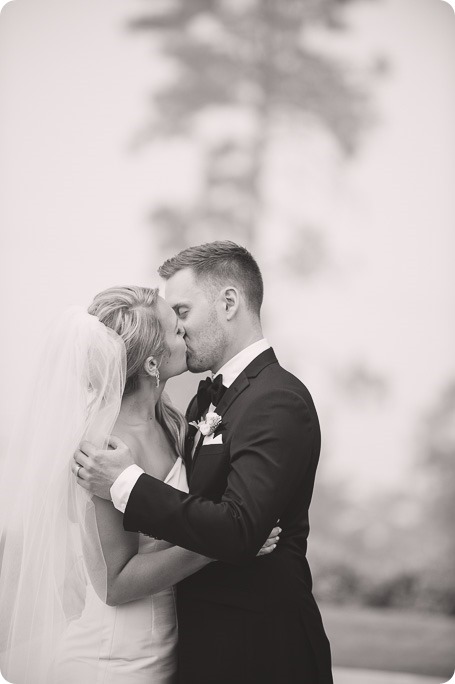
[185,348,279,477]
[191,373,251,471]
[185,394,199,423]
[203,348,279,428]
[184,395,199,478]
[214,374,249,417]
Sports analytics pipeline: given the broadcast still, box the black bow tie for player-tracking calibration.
[196,374,227,416]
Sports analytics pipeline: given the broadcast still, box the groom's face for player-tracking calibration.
[164,268,227,373]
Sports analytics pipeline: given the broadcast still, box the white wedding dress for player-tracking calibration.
[51,457,188,684]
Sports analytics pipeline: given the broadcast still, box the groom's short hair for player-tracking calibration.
[158,241,264,316]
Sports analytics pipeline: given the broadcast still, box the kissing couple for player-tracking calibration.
[0,241,332,684]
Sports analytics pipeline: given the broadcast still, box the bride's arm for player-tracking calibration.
[108,546,212,606]
[89,495,212,606]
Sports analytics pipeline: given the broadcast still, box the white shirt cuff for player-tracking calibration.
[110,464,144,513]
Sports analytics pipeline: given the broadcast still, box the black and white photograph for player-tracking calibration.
[0,1,454,683]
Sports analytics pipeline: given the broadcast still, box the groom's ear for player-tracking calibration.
[221,286,240,321]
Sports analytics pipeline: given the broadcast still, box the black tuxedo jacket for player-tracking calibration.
[124,349,332,684]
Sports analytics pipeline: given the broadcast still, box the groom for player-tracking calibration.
[77,241,332,684]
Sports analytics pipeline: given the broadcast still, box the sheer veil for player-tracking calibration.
[0,306,126,684]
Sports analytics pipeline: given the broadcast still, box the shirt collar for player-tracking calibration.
[213,339,271,388]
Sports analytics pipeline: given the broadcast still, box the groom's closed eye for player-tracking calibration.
[175,307,189,320]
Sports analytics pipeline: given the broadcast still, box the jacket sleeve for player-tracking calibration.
[123,389,317,564]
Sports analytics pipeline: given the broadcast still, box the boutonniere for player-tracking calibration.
[190,411,224,437]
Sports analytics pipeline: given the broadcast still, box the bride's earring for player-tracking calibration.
[153,369,160,388]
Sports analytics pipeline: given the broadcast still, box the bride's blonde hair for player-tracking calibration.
[88,286,187,458]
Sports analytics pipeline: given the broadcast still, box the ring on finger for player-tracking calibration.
[76,464,82,478]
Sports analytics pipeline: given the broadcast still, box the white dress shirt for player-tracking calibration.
[110,338,271,513]
[212,338,270,388]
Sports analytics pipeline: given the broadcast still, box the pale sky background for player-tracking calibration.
[0,0,454,502]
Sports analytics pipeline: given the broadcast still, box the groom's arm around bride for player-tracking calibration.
[124,357,315,565]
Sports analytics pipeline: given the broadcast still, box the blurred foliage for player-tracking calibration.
[419,383,455,557]
[282,224,329,277]
[335,362,389,404]
[129,3,454,618]
[129,0,378,254]
[417,382,455,613]
[310,382,455,615]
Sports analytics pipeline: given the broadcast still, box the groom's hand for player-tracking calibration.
[73,436,135,500]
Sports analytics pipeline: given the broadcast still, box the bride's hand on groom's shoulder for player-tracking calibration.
[257,525,281,557]
[73,435,135,500]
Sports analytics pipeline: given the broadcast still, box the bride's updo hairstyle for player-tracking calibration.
[88,286,187,457]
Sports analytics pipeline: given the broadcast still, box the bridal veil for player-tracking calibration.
[0,306,126,683]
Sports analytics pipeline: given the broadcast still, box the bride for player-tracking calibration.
[0,286,277,684]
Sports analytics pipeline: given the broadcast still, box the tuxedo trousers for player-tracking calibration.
[176,592,332,684]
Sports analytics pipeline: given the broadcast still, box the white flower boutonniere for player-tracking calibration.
[190,411,223,437]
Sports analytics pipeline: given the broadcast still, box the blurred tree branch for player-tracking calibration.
[129,0,378,255]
